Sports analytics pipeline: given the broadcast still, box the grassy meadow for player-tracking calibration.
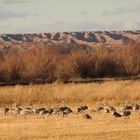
[0,80,140,106]
[0,80,140,140]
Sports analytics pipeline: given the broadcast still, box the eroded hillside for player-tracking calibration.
[0,30,140,50]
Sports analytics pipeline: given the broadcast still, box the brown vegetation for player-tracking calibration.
[0,44,139,83]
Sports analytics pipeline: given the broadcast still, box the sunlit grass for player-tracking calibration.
[0,80,139,107]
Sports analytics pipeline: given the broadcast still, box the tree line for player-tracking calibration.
[0,43,139,82]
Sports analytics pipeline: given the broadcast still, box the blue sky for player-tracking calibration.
[0,0,140,33]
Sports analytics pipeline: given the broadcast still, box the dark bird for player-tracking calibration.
[62,107,73,117]
[120,105,133,111]
[45,108,54,116]
[25,107,32,110]
[120,110,131,118]
[132,104,139,111]
[82,114,92,120]
[38,108,46,112]
[4,107,10,115]
[91,106,104,112]
[112,111,122,118]
[54,106,71,114]
[77,105,88,113]
[96,106,104,112]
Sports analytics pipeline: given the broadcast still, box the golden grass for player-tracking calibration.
[0,110,140,140]
[0,80,140,140]
[0,80,140,107]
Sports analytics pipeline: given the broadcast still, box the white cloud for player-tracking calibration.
[0,7,37,20]
[0,11,28,20]
[103,5,140,16]
[3,0,28,5]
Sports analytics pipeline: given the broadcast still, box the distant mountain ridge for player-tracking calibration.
[0,30,140,49]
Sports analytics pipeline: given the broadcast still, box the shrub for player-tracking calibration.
[0,44,139,82]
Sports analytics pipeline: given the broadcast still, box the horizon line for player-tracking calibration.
[0,29,140,35]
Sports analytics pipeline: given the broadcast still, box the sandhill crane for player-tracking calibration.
[92,105,106,113]
[32,108,40,114]
[112,111,122,118]
[4,107,11,115]
[45,108,54,116]
[53,108,62,114]
[25,107,32,110]
[104,107,110,113]
[103,104,116,113]
[95,106,104,112]
[108,106,116,112]
[53,106,72,116]
[62,108,73,117]
[11,109,21,115]
[5,105,22,116]
[12,103,22,110]
[76,105,88,113]
[120,110,131,118]
[132,104,139,111]
[53,106,69,114]
[120,105,133,111]
[82,114,92,120]
[38,108,46,112]
[20,109,33,116]
[39,110,47,116]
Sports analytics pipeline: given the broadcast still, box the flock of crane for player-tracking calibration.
[2,103,140,120]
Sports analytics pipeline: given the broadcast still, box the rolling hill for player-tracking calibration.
[0,30,140,50]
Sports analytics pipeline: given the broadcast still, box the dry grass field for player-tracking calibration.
[0,110,140,140]
[0,80,140,106]
[0,80,140,140]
